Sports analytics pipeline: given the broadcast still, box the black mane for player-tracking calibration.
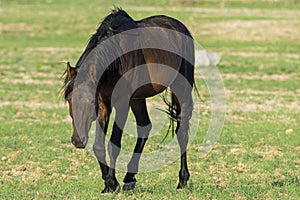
[63,8,133,100]
[75,8,133,68]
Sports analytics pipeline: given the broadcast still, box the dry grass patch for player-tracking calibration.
[200,20,300,42]
[222,73,298,81]
[0,22,35,33]
[2,78,59,85]
[127,6,300,17]
[226,101,300,112]
[0,101,65,109]
[227,52,300,59]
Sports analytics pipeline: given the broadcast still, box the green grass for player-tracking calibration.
[1,0,299,199]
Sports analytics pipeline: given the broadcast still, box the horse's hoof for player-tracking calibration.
[122,181,136,190]
[101,188,108,193]
[101,182,120,193]
[176,181,187,190]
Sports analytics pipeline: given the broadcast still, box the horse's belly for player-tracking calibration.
[132,84,166,99]
[128,61,178,99]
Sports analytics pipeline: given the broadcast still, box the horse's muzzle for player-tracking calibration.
[71,135,87,149]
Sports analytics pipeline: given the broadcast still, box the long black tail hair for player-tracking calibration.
[161,56,199,142]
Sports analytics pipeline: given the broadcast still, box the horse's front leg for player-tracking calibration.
[103,103,129,193]
[123,99,152,190]
[92,102,111,193]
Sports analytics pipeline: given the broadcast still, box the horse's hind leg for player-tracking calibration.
[174,92,193,189]
[170,91,192,189]
[170,66,194,189]
[123,99,152,190]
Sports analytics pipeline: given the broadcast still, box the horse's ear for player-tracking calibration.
[67,62,76,78]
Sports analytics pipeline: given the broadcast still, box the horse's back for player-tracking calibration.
[137,15,192,36]
[101,12,194,100]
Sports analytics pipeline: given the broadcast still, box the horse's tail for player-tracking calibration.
[161,91,180,142]
[161,27,198,142]
[163,52,199,142]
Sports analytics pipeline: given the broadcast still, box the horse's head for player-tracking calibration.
[65,62,97,148]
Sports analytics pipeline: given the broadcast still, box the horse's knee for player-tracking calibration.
[93,144,106,161]
[137,123,152,138]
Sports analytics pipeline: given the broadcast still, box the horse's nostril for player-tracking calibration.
[71,136,86,148]
[82,137,87,144]
[71,137,76,145]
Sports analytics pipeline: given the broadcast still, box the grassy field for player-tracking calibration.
[0,0,299,199]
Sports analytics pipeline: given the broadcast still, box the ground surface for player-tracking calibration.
[0,0,299,199]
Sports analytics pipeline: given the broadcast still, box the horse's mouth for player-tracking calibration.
[73,142,86,149]
[71,136,88,148]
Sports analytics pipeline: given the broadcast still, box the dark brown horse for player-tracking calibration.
[63,8,196,193]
